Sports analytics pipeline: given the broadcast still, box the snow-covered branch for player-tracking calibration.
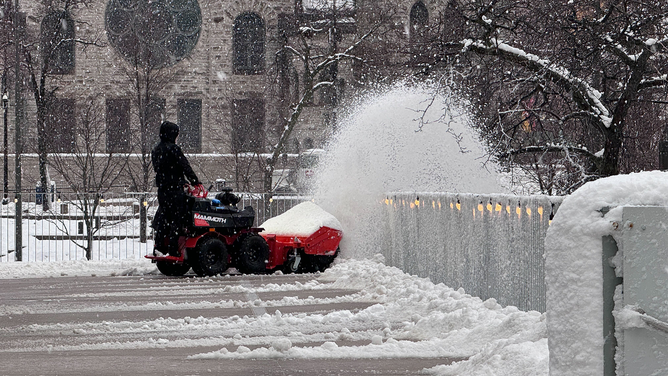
[461,38,613,128]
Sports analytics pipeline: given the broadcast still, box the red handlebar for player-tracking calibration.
[187,184,208,198]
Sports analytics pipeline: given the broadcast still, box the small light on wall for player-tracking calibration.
[456,202,461,211]
[495,203,502,212]
[477,203,483,212]
[414,199,419,207]
[385,198,389,205]
[506,205,511,214]
[143,201,148,207]
[486,203,492,213]
[269,198,274,203]
[526,207,532,217]
[100,199,105,203]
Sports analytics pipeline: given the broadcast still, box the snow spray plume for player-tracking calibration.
[310,81,507,259]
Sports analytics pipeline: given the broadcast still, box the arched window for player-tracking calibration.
[233,12,265,75]
[409,2,429,65]
[41,10,75,75]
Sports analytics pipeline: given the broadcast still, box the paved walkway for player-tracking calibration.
[0,273,460,375]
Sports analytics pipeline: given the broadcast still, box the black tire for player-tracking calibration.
[190,237,229,277]
[235,233,270,274]
[156,260,191,276]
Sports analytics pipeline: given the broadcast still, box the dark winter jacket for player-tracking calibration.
[151,121,200,191]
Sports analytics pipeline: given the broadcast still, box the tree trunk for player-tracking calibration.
[36,113,50,211]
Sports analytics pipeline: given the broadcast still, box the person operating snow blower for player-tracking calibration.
[151,121,203,257]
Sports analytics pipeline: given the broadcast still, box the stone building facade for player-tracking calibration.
[0,0,446,193]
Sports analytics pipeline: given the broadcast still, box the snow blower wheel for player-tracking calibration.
[190,237,229,277]
[235,233,270,274]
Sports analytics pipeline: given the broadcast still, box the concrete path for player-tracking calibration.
[0,273,460,375]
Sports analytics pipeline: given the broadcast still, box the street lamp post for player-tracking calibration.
[2,81,7,205]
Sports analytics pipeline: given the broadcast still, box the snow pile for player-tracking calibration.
[544,170,668,376]
[260,201,342,237]
[191,256,548,376]
[0,259,157,279]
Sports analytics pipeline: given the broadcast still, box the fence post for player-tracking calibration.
[602,234,622,376]
[139,193,147,243]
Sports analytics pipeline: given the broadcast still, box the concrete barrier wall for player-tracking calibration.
[380,192,563,312]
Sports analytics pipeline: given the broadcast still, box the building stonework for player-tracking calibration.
[2,0,445,192]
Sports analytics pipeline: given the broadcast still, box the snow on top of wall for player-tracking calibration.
[260,201,342,237]
[544,170,668,376]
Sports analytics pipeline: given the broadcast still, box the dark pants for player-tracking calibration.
[153,189,188,256]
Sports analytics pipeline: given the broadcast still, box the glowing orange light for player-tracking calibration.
[495,203,502,212]
[477,204,483,212]
[456,203,461,211]
[526,207,532,217]
[486,203,492,212]
[450,202,454,209]
[506,205,511,214]
[432,201,436,209]
[516,206,521,217]
[385,198,389,205]
[415,199,420,207]
[410,203,415,209]
[537,206,544,220]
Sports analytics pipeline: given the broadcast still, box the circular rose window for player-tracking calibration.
[105,0,201,68]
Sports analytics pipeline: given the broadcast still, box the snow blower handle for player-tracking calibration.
[187,183,208,198]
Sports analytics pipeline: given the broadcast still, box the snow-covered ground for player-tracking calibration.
[0,256,548,375]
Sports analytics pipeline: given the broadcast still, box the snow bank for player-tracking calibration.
[191,256,548,376]
[260,201,342,237]
[0,259,156,279]
[544,171,668,376]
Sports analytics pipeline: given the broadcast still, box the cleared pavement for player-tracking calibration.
[0,272,459,375]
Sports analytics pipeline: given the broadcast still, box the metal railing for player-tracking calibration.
[380,192,563,312]
[0,191,308,262]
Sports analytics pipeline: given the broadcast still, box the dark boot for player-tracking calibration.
[168,237,181,257]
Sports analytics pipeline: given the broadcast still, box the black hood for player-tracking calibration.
[159,121,179,143]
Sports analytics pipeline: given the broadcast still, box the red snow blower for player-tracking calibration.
[145,186,342,277]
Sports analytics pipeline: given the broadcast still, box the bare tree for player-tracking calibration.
[47,94,129,260]
[425,0,668,193]
[262,2,394,194]
[19,0,104,210]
